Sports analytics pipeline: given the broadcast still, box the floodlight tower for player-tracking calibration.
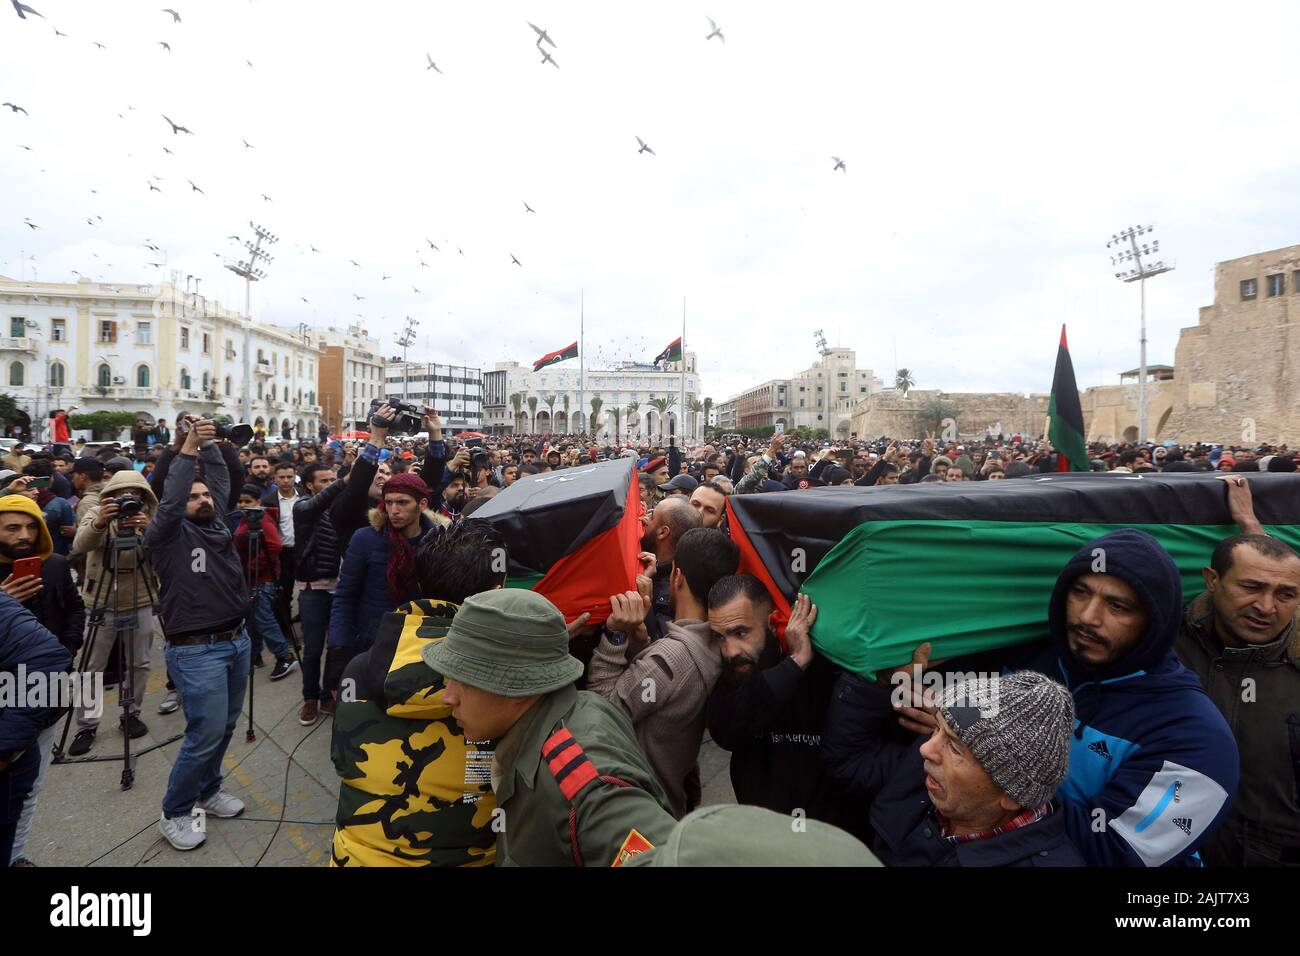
[1107,225,1174,443]
[225,222,278,422]
[814,329,829,434]
[398,315,419,400]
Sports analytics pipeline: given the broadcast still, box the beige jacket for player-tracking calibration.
[587,619,723,818]
[72,470,160,611]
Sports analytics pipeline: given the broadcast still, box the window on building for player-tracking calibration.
[180,327,190,349]
[1266,274,1285,297]
[257,349,266,365]
[49,362,65,387]
[257,382,263,399]
[202,332,211,354]
[8,362,23,386]
[51,318,65,342]
[97,363,111,388]
[202,372,210,392]
[10,316,26,338]
[136,320,151,345]
[99,320,117,343]
[181,369,192,390]
[225,376,232,396]
[1240,278,1257,300]
[136,365,150,388]
[840,382,847,392]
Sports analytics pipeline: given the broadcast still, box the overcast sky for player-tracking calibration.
[3,1,1298,404]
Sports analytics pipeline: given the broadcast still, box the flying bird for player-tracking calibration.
[162,146,173,155]
[162,8,181,23]
[352,293,365,301]
[300,297,309,303]
[636,136,654,155]
[381,273,391,280]
[413,286,422,294]
[418,259,429,268]
[457,247,464,256]
[158,41,171,52]
[10,1,42,19]
[226,235,240,242]
[3,102,29,115]
[540,48,558,68]
[528,22,555,48]
[161,114,193,134]
[242,138,254,149]
[349,259,361,268]
[831,156,845,172]
[524,201,535,213]
[426,239,439,251]
[22,218,37,230]
[245,59,253,68]
[425,53,442,73]
[94,41,106,49]
[188,179,204,194]
[17,144,30,150]
[705,16,725,42]
[52,26,67,37]
[261,193,272,202]
[309,244,321,253]
[510,254,521,267]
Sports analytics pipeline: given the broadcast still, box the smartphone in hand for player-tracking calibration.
[12,556,42,579]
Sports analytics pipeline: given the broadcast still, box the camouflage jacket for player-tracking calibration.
[330,599,497,866]
[735,455,772,495]
[492,684,676,866]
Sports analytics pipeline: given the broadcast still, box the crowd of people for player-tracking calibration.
[0,408,1296,868]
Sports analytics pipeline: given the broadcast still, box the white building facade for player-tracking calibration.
[384,361,484,432]
[730,348,881,436]
[0,275,323,439]
[315,324,385,434]
[481,351,705,441]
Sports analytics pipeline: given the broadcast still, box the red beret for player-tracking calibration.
[640,456,667,472]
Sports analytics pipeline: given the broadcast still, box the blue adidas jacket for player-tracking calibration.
[1018,528,1240,867]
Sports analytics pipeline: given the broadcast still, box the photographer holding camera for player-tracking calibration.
[232,486,297,681]
[66,458,160,756]
[143,417,251,851]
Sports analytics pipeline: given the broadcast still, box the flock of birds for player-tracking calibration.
[5,5,849,359]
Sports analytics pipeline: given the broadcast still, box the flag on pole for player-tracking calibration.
[654,337,682,364]
[533,341,578,371]
[1047,324,1088,472]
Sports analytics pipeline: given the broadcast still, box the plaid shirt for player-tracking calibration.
[939,802,1053,846]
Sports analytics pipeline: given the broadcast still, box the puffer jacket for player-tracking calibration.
[330,599,496,867]
[1175,590,1300,866]
[293,478,347,583]
[71,469,160,612]
[328,506,446,652]
[0,591,72,751]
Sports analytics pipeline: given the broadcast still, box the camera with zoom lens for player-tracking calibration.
[111,491,145,520]
[178,416,254,446]
[370,398,423,435]
[243,507,264,533]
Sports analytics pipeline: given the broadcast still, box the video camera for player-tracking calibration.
[370,398,423,435]
[109,490,146,520]
[178,416,254,445]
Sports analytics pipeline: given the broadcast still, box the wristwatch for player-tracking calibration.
[606,630,628,646]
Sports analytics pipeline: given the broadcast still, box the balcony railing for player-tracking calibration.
[0,337,36,352]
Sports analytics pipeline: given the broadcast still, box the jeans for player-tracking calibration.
[161,631,250,818]
[9,724,56,864]
[0,747,40,867]
[297,588,333,703]
[247,584,290,660]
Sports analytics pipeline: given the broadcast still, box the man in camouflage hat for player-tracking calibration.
[425,588,676,866]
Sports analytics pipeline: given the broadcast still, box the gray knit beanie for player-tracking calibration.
[936,671,1073,809]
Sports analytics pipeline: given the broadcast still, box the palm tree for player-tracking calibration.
[527,396,538,434]
[648,395,676,442]
[561,394,571,433]
[589,396,603,438]
[624,400,640,443]
[895,368,915,397]
[543,394,557,433]
[688,398,704,441]
[703,396,714,437]
[509,392,524,433]
[609,405,621,442]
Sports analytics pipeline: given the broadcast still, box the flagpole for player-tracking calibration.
[680,296,687,444]
[579,289,585,439]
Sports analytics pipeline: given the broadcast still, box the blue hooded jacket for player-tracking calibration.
[1022,528,1239,867]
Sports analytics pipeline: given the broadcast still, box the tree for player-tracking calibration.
[561,394,571,432]
[527,396,538,434]
[895,368,916,397]
[914,399,960,438]
[648,396,674,443]
[609,405,621,442]
[589,396,604,438]
[70,410,137,441]
[509,393,524,434]
[689,399,704,441]
[703,396,714,436]
[624,400,639,443]
[543,394,557,433]
[0,393,23,428]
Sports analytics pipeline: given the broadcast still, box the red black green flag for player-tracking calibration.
[1048,324,1088,472]
[725,475,1300,678]
[653,337,682,364]
[533,341,578,371]
[475,459,642,627]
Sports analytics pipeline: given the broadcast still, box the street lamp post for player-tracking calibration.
[225,222,278,424]
[1107,225,1174,444]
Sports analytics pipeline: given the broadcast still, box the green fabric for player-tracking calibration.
[505,573,545,590]
[1047,391,1087,472]
[802,519,1300,679]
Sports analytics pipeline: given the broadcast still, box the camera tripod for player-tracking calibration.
[243,511,302,743]
[52,526,182,790]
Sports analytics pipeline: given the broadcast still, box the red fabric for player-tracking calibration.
[235,508,282,583]
[723,496,793,651]
[532,469,641,627]
[53,413,70,443]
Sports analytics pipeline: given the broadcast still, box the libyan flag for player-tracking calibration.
[533,341,578,371]
[474,458,642,628]
[725,475,1300,678]
[1048,324,1088,472]
[653,337,682,364]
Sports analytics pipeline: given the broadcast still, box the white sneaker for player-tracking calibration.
[159,812,206,851]
[196,791,245,819]
[157,690,180,715]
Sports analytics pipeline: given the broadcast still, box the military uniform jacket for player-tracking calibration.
[493,684,676,866]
